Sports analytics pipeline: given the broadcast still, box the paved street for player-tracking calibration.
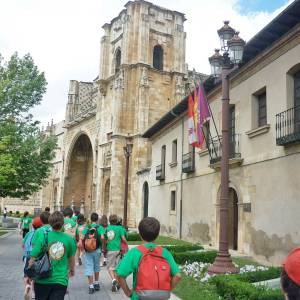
[0,231,180,300]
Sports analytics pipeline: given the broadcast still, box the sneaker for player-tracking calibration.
[89,287,95,294]
[103,261,107,266]
[78,257,82,266]
[112,279,118,292]
[94,283,100,291]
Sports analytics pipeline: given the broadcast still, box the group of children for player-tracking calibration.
[20,207,182,300]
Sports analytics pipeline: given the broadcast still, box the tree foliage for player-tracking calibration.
[0,53,56,198]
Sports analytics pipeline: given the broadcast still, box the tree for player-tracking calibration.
[0,53,56,198]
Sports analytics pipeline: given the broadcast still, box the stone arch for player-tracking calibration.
[63,134,94,216]
[216,183,241,251]
[103,179,110,216]
[142,181,149,218]
[153,45,163,71]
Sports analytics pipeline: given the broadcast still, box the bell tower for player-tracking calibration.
[97,1,187,226]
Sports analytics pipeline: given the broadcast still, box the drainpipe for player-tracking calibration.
[179,117,184,239]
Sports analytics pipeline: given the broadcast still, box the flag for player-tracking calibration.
[188,94,198,146]
[188,84,211,149]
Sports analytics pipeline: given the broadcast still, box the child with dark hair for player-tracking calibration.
[82,212,105,294]
[75,214,85,266]
[44,207,50,213]
[63,207,77,239]
[106,214,127,292]
[19,212,32,238]
[281,247,300,300]
[72,210,80,222]
[116,217,181,300]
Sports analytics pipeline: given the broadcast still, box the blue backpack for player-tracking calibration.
[23,231,35,258]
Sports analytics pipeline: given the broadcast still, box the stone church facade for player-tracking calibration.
[1,1,204,227]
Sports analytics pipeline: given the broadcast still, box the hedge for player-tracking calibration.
[166,244,203,253]
[210,276,283,300]
[173,250,217,264]
[127,232,141,241]
[234,267,282,283]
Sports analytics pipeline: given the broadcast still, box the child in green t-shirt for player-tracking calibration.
[116,217,181,300]
[63,207,77,239]
[105,214,127,292]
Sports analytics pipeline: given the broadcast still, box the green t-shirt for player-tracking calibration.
[32,224,52,245]
[21,217,32,230]
[71,215,78,222]
[116,243,180,300]
[63,218,77,238]
[105,224,125,251]
[31,231,76,286]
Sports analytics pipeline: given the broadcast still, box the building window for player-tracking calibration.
[115,49,121,73]
[153,45,163,71]
[172,139,177,163]
[170,190,176,211]
[258,92,267,127]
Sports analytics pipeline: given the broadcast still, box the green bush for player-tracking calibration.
[127,232,141,241]
[165,244,203,253]
[234,267,282,283]
[211,275,284,300]
[173,250,217,264]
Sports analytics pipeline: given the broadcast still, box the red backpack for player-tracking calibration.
[136,245,171,300]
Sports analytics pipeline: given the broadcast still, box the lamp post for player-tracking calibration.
[208,21,245,274]
[123,137,133,228]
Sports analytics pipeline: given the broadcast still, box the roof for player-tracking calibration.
[142,0,300,139]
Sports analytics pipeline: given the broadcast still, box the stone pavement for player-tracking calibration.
[0,231,180,300]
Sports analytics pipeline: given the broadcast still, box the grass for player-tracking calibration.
[0,231,8,237]
[127,235,194,246]
[232,256,260,267]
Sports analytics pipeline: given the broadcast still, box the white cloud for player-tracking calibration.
[0,0,290,125]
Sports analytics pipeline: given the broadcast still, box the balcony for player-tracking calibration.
[156,164,165,180]
[182,152,195,173]
[276,106,300,146]
[208,134,242,167]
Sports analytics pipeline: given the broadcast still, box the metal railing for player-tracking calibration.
[276,105,300,145]
[208,134,241,165]
[182,152,195,173]
[156,164,165,180]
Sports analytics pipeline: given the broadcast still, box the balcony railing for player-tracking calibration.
[156,164,165,180]
[276,105,300,146]
[208,134,241,165]
[182,152,195,173]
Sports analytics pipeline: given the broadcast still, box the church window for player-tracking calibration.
[153,45,163,71]
[115,48,121,73]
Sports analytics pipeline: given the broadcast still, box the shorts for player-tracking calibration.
[84,248,101,276]
[34,283,67,300]
[106,251,121,270]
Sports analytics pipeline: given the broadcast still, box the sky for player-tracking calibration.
[0,0,291,126]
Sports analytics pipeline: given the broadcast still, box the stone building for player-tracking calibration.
[1,1,205,226]
[140,0,300,265]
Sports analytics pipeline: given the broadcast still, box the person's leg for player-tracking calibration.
[48,284,67,300]
[22,229,29,239]
[107,251,120,292]
[93,249,101,291]
[34,283,51,300]
[84,252,95,294]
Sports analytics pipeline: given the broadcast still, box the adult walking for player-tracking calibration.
[28,211,76,300]
[19,212,32,238]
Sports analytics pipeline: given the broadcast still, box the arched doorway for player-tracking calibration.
[64,134,93,216]
[142,182,149,218]
[103,179,110,216]
[228,188,238,250]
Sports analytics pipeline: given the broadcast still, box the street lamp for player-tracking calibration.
[208,21,245,274]
[123,137,133,228]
